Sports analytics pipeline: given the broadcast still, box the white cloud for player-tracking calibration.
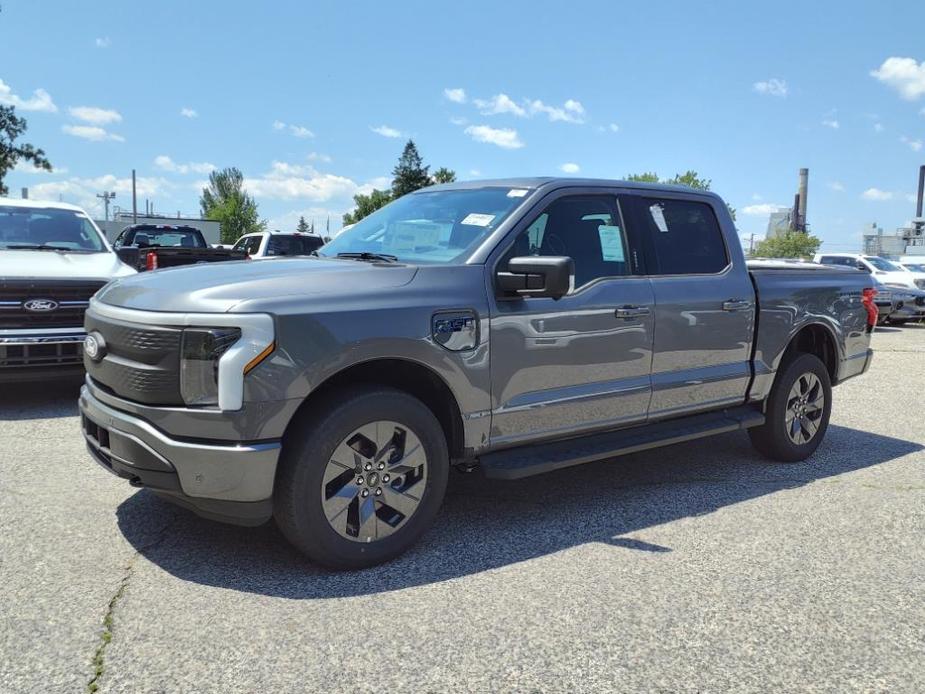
[870,57,925,100]
[474,93,527,117]
[900,135,923,151]
[244,161,360,201]
[444,87,466,103]
[0,78,57,112]
[449,116,468,126]
[95,37,110,48]
[608,122,620,132]
[68,106,122,125]
[370,124,401,138]
[861,188,894,201]
[154,155,215,174]
[743,203,785,216]
[560,162,580,174]
[29,174,167,211]
[62,124,124,142]
[464,124,524,149]
[14,161,67,175]
[267,207,347,235]
[306,152,332,163]
[272,120,315,138]
[873,122,884,133]
[753,78,788,97]
[821,118,840,129]
[469,169,481,177]
[828,181,845,192]
[528,98,585,123]
[180,107,198,118]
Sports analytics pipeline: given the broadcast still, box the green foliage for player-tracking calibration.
[199,167,265,244]
[432,167,457,184]
[391,140,431,198]
[296,215,309,233]
[626,169,736,221]
[0,105,52,196]
[342,188,393,226]
[753,231,822,259]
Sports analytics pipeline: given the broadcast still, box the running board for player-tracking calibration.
[479,406,765,480]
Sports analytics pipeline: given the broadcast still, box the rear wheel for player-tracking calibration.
[749,353,832,462]
[274,386,449,569]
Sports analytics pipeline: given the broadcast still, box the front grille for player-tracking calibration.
[0,342,83,367]
[84,311,183,405]
[915,279,925,290]
[0,279,106,329]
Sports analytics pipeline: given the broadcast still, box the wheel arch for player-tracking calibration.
[780,322,839,383]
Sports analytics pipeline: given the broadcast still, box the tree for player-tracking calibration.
[626,170,736,221]
[432,167,457,184]
[296,215,309,233]
[0,105,52,196]
[391,140,430,198]
[342,188,392,225]
[199,167,265,244]
[753,231,822,259]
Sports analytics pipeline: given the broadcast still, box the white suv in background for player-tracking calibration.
[895,256,925,289]
[231,231,325,260]
[814,253,921,289]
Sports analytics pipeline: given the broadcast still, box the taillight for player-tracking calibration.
[145,251,158,271]
[862,287,878,328]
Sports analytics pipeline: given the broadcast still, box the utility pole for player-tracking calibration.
[132,169,137,223]
[96,191,115,221]
[749,233,756,256]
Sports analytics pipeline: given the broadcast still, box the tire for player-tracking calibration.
[748,353,832,463]
[889,319,908,325]
[273,386,449,569]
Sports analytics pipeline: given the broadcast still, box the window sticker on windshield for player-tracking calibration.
[598,225,625,261]
[507,189,528,198]
[461,213,495,227]
[649,203,669,232]
[385,222,442,252]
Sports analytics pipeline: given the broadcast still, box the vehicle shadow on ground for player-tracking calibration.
[0,378,82,421]
[116,424,921,598]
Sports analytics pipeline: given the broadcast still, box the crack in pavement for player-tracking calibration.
[85,514,179,693]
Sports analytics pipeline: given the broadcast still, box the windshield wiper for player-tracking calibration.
[5,244,81,252]
[335,251,398,263]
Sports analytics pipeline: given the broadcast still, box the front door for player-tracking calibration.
[488,192,655,447]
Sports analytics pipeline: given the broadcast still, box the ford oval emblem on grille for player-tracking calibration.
[84,332,106,361]
[23,299,59,312]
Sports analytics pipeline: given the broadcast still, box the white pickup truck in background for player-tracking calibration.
[0,198,136,382]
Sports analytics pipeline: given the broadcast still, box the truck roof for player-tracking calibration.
[424,177,724,201]
[0,197,88,213]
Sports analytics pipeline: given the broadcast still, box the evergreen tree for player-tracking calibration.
[391,140,430,198]
[296,215,309,233]
[432,167,457,184]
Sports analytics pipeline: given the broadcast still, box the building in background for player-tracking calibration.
[766,209,793,239]
[95,212,221,245]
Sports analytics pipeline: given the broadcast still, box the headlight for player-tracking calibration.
[180,327,242,406]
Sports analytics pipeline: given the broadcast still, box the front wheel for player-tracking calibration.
[274,386,449,569]
[749,353,832,462]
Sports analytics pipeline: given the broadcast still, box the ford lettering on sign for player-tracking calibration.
[23,299,59,312]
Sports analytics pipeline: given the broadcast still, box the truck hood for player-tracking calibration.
[876,270,918,288]
[95,257,419,313]
[0,249,135,280]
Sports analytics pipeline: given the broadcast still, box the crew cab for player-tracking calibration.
[79,178,875,568]
[231,231,325,260]
[113,224,244,271]
[0,198,135,382]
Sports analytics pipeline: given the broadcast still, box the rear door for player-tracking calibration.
[488,190,655,447]
[626,194,755,419]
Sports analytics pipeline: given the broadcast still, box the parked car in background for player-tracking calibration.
[885,285,925,324]
[894,256,925,289]
[113,224,245,271]
[231,231,325,260]
[814,253,921,290]
[80,178,876,568]
[0,198,135,382]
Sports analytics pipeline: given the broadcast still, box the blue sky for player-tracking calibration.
[2,0,924,249]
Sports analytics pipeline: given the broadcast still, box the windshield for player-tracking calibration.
[320,187,529,264]
[865,256,900,271]
[901,262,925,272]
[121,227,205,248]
[0,205,106,252]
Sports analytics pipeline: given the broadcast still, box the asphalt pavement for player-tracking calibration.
[1,326,923,693]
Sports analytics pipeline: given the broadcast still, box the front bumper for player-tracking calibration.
[0,329,86,381]
[79,385,279,526]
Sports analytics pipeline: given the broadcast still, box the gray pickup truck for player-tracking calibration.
[79,178,876,568]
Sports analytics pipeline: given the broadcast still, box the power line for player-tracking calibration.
[96,191,115,221]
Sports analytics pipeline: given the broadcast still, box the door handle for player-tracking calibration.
[722,299,752,312]
[615,305,651,319]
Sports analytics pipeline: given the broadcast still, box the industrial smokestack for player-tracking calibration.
[917,165,924,219]
[797,168,808,231]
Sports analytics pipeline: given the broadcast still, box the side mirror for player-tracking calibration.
[497,256,573,299]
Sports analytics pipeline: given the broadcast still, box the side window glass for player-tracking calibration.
[506,196,629,290]
[642,198,728,275]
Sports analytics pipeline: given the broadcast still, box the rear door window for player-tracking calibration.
[636,198,728,275]
[233,236,262,256]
